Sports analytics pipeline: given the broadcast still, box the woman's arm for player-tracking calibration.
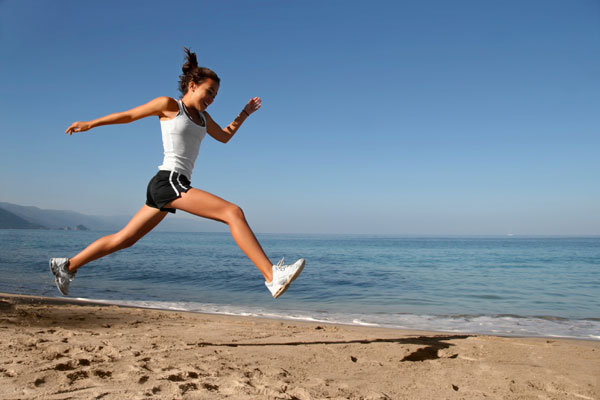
[65,96,177,135]
[205,97,261,143]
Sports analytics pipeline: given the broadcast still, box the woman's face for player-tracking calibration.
[189,79,219,111]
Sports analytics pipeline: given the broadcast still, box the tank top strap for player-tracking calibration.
[176,99,185,115]
[178,99,206,127]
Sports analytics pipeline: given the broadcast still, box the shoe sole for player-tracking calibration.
[291,258,305,283]
[273,259,305,299]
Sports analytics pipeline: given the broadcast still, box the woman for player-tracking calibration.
[50,48,305,299]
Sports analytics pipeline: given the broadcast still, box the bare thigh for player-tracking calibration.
[116,205,169,244]
[166,188,239,223]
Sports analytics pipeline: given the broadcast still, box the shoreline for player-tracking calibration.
[2,291,597,342]
[1,292,599,399]
[0,292,465,337]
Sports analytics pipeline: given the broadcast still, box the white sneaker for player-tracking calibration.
[265,258,305,299]
[49,258,76,296]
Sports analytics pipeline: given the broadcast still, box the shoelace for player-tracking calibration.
[274,257,286,271]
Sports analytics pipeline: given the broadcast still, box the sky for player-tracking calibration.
[1,0,599,235]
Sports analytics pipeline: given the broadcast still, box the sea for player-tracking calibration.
[1,230,598,340]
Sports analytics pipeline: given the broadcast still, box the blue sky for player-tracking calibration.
[1,0,599,235]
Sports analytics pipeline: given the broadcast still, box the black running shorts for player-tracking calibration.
[146,170,192,214]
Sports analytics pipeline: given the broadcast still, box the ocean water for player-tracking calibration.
[1,230,598,340]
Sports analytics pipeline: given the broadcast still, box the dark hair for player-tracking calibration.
[178,47,220,97]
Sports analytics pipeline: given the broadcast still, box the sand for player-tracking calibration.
[0,293,598,400]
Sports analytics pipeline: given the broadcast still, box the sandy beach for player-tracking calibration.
[0,293,598,400]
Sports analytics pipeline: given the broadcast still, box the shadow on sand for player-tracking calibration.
[193,335,470,362]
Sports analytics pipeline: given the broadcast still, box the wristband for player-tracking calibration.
[242,109,249,116]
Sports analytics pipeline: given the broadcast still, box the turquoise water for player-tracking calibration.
[1,230,598,339]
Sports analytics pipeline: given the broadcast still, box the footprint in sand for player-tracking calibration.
[0,368,16,378]
[54,361,76,371]
[137,357,154,372]
[202,382,219,392]
[93,369,112,379]
[66,370,88,384]
[145,385,161,396]
[166,373,186,382]
[180,382,198,394]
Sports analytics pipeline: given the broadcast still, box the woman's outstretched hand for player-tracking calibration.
[243,97,262,116]
[65,121,92,135]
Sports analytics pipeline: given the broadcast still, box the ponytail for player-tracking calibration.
[178,47,220,97]
[181,47,199,75]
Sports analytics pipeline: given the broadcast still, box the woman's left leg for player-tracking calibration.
[68,206,168,271]
[166,188,274,281]
[50,205,167,296]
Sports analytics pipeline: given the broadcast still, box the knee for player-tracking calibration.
[223,203,246,224]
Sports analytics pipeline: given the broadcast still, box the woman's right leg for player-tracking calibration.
[67,205,167,272]
[166,188,275,281]
[168,189,305,299]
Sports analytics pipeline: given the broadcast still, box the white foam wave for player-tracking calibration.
[352,319,380,327]
[74,297,600,340]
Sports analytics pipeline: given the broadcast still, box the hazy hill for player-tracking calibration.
[0,202,225,232]
[0,202,116,231]
[0,207,46,229]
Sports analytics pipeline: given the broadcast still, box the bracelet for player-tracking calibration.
[242,109,249,117]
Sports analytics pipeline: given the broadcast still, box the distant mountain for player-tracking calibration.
[0,202,118,231]
[0,207,46,229]
[0,202,225,232]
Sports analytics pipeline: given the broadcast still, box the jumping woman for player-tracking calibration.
[50,48,305,299]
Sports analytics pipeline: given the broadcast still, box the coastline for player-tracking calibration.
[1,293,598,399]
[2,292,598,341]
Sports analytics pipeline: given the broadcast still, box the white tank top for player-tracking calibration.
[158,99,207,180]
